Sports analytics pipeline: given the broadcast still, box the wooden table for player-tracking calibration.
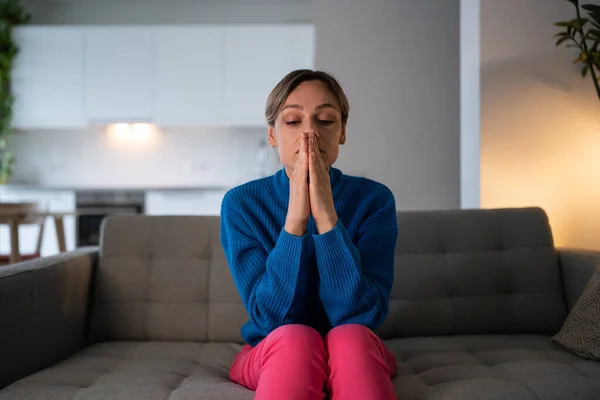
[0,203,76,264]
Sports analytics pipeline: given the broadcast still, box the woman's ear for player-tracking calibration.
[268,125,277,147]
[339,125,346,145]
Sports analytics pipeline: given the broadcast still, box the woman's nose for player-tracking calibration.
[302,127,319,138]
[302,120,319,135]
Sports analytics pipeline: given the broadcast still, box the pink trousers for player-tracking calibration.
[229,324,397,400]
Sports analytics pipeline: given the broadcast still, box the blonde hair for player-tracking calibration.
[265,69,350,127]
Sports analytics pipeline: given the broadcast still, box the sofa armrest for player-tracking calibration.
[0,248,98,390]
[557,248,600,311]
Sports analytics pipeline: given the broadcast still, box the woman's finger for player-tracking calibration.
[294,139,302,170]
[300,139,309,175]
[309,139,317,182]
[298,133,307,168]
[313,136,326,172]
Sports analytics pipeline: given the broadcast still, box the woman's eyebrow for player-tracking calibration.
[282,103,339,111]
[282,104,302,110]
[315,103,339,111]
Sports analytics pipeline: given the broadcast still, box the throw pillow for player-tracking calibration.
[552,267,600,360]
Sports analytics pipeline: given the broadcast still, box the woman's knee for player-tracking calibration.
[325,324,377,354]
[267,324,325,355]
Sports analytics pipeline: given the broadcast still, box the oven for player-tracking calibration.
[75,191,145,247]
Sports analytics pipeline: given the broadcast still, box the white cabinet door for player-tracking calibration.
[145,190,226,216]
[155,27,225,126]
[84,27,154,123]
[0,188,76,257]
[223,25,315,126]
[12,27,86,128]
[288,25,316,70]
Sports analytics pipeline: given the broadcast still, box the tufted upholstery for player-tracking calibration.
[89,216,246,344]
[376,207,568,339]
[1,335,599,400]
[0,341,251,400]
[390,334,600,399]
[90,208,568,344]
[1,207,600,400]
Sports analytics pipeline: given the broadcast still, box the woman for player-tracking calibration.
[220,69,398,400]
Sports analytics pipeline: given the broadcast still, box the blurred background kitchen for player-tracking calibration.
[2,0,599,264]
[0,0,314,260]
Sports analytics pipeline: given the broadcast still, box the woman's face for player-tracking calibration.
[268,80,345,173]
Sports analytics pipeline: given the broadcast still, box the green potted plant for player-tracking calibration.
[554,0,600,103]
[0,0,29,184]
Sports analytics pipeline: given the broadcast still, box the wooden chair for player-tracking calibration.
[0,202,46,266]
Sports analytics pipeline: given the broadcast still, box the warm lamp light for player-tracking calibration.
[105,123,159,147]
[131,123,152,139]
[111,123,130,139]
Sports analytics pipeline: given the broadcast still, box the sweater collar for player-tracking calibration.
[274,166,344,202]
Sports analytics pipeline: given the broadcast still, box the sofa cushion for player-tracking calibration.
[0,342,252,400]
[92,209,567,343]
[90,216,247,343]
[376,207,568,339]
[552,267,600,360]
[390,334,600,400]
[2,335,598,400]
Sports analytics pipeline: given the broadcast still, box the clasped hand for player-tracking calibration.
[285,131,338,236]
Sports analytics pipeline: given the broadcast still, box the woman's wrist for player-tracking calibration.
[315,214,338,234]
[284,218,308,237]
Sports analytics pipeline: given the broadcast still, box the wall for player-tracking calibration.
[313,0,461,210]
[460,0,481,208]
[481,0,600,250]
[9,127,279,188]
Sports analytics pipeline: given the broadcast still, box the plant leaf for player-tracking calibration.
[574,52,588,63]
[588,29,600,41]
[582,4,600,14]
[555,20,576,27]
[556,36,571,46]
[586,29,600,41]
[590,13,600,28]
[573,18,589,29]
[555,18,589,30]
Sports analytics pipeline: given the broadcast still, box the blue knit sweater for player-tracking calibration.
[220,167,398,346]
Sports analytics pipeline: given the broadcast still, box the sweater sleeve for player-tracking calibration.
[220,191,310,336]
[313,187,398,330]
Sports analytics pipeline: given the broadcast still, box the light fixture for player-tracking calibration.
[105,123,158,145]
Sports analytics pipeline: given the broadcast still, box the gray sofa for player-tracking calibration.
[0,207,599,400]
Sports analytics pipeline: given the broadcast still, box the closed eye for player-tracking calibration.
[285,120,300,126]
[318,120,333,125]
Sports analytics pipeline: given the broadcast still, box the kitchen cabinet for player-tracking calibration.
[11,24,314,128]
[84,27,155,123]
[223,25,315,126]
[145,190,227,216]
[12,27,86,128]
[154,27,225,126]
[0,188,76,257]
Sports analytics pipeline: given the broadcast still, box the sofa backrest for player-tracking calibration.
[89,207,568,343]
[89,215,246,343]
[374,207,567,339]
